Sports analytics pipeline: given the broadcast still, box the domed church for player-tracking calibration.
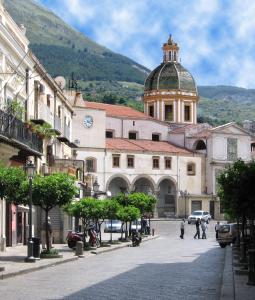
[144,35,198,125]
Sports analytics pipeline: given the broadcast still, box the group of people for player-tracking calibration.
[180,219,220,239]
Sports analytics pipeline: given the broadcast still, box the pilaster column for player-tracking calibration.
[161,101,164,121]
[178,99,181,122]
[156,100,160,119]
[193,102,197,124]
[173,100,176,122]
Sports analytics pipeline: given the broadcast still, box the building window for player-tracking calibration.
[227,138,237,161]
[106,130,114,138]
[191,200,202,211]
[129,132,137,140]
[184,105,191,122]
[86,158,96,173]
[112,155,120,168]
[127,155,134,168]
[165,157,172,169]
[47,94,51,108]
[149,105,154,117]
[169,51,172,61]
[187,162,195,175]
[165,104,173,121]
[152,133,160,141]
[173,52,177,61]
[58,106,61,118]
[152,156,160,169]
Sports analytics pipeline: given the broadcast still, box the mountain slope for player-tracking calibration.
[5,0,149,83]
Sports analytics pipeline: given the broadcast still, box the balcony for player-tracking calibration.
[0,109,43,155]
[47,159,84,182]
[54,115,62,135]
[31,101,54,127]
[57,124,71,143]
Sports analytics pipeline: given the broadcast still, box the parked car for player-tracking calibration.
[187,210,211,224]
[131,220,141,232]
[104,220,122,233]
[217,223,238,248]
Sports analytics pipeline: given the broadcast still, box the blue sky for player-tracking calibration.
[38,0,255,88]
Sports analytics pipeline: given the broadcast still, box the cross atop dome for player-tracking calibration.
[162,34,179,63]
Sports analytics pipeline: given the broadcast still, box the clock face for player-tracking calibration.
[83,115,93,128]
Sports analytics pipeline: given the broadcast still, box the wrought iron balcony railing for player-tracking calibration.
[0,109,43,154]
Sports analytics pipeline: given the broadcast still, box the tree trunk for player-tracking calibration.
[98,222,102,244]
[45,210,49,251]
[125,222,128,240]
[110,220,113,242]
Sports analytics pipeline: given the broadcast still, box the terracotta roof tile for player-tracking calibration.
[170,124,197,133]
[106,138,191,154]
[85,101,150,119]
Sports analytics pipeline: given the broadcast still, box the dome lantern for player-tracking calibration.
[162,35,179,63]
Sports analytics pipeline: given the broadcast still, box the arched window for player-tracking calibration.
[85,157,97,173]
[195,140,206,150]
[187,162,196,176]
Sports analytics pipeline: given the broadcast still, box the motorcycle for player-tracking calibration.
[66,226,100,249]
[131,231,142,247]
[88,225,100,248]
[66,230,84,249]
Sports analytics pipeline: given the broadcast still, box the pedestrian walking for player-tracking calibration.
[215,221,220,239]
[180,219,185,239]
[194,218,201,239]
[41,216,53,249]
[201,219,207,239]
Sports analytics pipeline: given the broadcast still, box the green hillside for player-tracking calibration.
[5,0,255,125]
[5,0,149,83]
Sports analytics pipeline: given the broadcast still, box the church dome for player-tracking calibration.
[144,62,197,92]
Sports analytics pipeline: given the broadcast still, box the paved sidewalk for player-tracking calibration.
[220,246,255,300]
[0,235,157,280]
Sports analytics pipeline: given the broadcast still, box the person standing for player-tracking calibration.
[201,219,207,239]
[194,218,201,239]
[215,221,220,239]
[180,219,185,239]
[41,216,53,249]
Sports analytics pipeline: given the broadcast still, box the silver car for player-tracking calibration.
[187,210,211,224]
[104,220,122,233]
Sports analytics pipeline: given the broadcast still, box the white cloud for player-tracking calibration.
[39,0,255,87]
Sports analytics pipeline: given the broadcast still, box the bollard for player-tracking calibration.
[152,228,155,236]
[75,241,84,258]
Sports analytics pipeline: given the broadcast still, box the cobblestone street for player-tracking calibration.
[0,221,225,300]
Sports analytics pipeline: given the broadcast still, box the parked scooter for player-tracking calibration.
[132,231,142,247]
[88,225,100,248]
[66,230,84,249]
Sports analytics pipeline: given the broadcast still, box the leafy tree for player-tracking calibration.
[25,173,77,251]
[116,206,140,240]
[128,192,156,216]
[103,199,120,242]
[65,197,97,246]
[218,160,255,261]
[0,165,26,202]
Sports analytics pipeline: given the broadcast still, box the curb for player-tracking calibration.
[0,235,159,279]
[90,235,159,255]
[220,246,235,300]
[0,256,78,280]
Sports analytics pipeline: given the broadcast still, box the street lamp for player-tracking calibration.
[24,160,36,263]
[180,190,189,219]
[93,178,100,199]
